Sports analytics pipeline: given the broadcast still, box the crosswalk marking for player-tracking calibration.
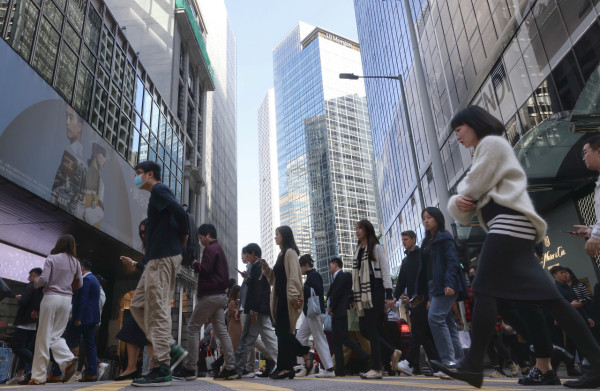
[296,376,531,390]
[197,378,295,391]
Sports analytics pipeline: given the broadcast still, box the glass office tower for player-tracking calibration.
[354,0,600,280]
[273,23,380,287]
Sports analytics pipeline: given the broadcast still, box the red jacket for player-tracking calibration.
[194,240,229,297]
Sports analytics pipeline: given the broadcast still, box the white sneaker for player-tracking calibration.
[98,362,109,380]
[397,360,413,376]
[6,375,24,385]
[360,369,383,379]
[315,369,335,378]
[67,372,82,383]
[435,371,451,379]
[241,370,256,378]
[295,367,307,377]
[508,362,519,377]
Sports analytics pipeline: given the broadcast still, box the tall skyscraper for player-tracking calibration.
[353,0,600,281]
[273,23,381,288]
[258,89,280,265]
[105,0,238,269]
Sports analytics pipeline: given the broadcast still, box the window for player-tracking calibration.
[55,44,78,100]
[551,51,584,110]
[67,0,85,31]
[7,0,39,62]
[73,65,94,117]
[32,17,60,83]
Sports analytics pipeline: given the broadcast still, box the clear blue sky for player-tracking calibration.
[225,0,359,271]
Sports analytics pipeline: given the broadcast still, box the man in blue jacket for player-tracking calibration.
[71,260,101,382]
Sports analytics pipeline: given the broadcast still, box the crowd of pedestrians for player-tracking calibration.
[5,106,600,389]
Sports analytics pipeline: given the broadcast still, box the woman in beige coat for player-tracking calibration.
[261,225,305,379]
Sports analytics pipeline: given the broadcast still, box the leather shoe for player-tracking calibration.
[114,370,139,381]
[62,358,78,382]
[46,374,61,383]
[518,367,561,386]
[270,370,294,379]
[430,360,483,388]
[79,374,98,382]
[564,371,600,388]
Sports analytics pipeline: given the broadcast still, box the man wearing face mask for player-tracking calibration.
[129,160,189,387]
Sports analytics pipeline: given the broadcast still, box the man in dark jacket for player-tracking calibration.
[389,231,439,375]
[174,224,237,381]
[71,260,101,382]
[234,243,277,377]
[7,268,43,384]
[327,257,369,377]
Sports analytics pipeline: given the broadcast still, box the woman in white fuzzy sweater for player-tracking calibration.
[430,106,600,389]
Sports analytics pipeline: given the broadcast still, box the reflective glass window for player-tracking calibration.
[508,57,533,108]
[44,0,63,29]
[73,64,93,117]
[55,43,78,101]
[143,89,152,124]
[573,21,600,81]
[64,22,81,52]
[32,17,60,84]
[7,0,39,62]
[80,44,95,69]
[538,5,569,67]
[67,0,85,31]
[84,5,101,53]
[522,34,549,89]
[551,51,584,110]
[128,128,140,166]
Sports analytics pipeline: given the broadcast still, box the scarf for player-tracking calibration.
[352,246,372,317]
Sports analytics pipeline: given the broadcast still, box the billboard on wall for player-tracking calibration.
[0,40,147,250]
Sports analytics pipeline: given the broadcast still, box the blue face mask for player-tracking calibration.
[134,174,144,189]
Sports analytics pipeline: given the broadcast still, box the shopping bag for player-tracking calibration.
[458,330,471,349]
[307,287,321,318]
[205,349,216,368]
[323,314,332,332]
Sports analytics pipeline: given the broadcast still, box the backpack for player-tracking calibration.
[182,213,199,267]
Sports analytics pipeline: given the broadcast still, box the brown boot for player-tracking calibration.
[80,374,98,382]
[46,374,61,383]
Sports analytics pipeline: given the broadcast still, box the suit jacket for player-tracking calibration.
[327,271,352,319]
[72,272,101,325]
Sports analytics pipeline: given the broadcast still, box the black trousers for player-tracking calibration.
[10,328,36,371]
[331,315,368,376]
[405,303,438,368]
[465,293,600,372]
[358,285,386,371]
[274,303,308,371]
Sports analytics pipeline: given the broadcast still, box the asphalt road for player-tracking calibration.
[0,369,595,391]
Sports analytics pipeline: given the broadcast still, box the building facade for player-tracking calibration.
[353,0,600,281]
[104,0,238,271]
[273,23,380,288]
[258,88,280,265]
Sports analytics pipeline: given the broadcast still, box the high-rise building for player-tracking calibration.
[0,0,197,357]
[104,0,238,271]
[273,23,381,288]
[353,0,600,282]
[258,88,280,265]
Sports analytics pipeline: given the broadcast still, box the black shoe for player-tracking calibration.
[564,371,600,388]
[270,370,295,379]
[132,365,172,387]
[518,367,561,386]
[172,366,197,381]
[567,366,584,377]
[257,358,275,377]
[114,370,139,381]
[305,357,314,376]
[430,360,483,388]
[214,367,238,380]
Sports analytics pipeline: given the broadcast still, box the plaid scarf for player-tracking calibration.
[352,246,372,317]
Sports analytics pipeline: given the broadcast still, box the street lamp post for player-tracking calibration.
[339,73,426,212]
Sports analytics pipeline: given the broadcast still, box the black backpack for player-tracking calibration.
[182,213,199,267]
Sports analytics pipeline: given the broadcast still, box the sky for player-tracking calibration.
[225,0,359,273]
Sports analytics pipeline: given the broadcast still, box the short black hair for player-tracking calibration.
[401,230,416,239]
[585,134,600,151]
[450,105,505,140]
[299,254,314,268]
[80,259,92,271]
[29,267,43,276]
[241,245,247,254]
[550,265,566,275]
[198,223,217,239]
[134,160,161,181]
[329,257,343,268]
[228,278,236,289]
[245,243,262,258]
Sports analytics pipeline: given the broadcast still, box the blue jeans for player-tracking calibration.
[427,281,463,364]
